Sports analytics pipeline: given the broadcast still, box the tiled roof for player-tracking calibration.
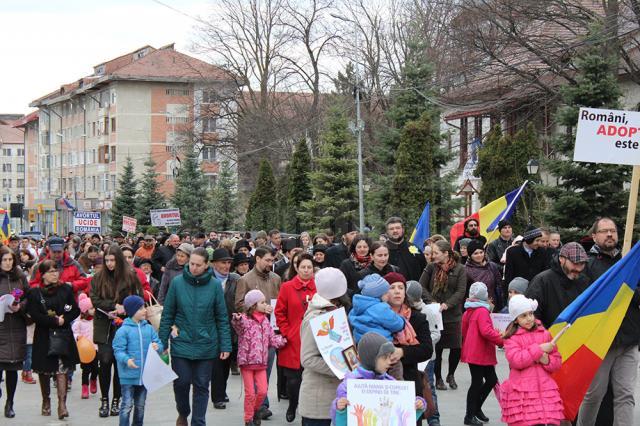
[11,110,39,128]
[0,123,24,143]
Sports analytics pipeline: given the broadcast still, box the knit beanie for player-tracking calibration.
[357,332,396,372]
[78,293,93,314]
[469,282,488,301]
[244,289,265,309]
[405,280,423,306]
[383,272,406,285]
[466,239,485,257]
[123,295,145,318]
[498,219,511,231]
[315,267,347,301]
[508,294,539,322]
[358,274,390,299]
[508,277,529,295]
[523,225,542,243]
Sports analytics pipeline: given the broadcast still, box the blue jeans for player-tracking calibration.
[171,357,214,426]
[426,360,440,425]
[119,384,147,426]
[261,347,276,409]
[24,344,33,371]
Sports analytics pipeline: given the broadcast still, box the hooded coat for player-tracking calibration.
[113,318,163,385]
[348,294,405,342]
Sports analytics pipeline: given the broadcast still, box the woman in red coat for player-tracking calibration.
[275,252,316,423]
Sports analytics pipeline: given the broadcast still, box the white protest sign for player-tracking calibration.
[150,209,182,227]
[309,307,356,379]
[574,107,640,166]
[73,211,101,233]
[142,343,177,393]
[270,299,278,330]
[346,379,416,426]
[425,303,443,332]
[491,313,512,333]
[122,216,137,233]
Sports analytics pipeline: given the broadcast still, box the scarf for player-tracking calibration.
[463,298,492,311]
[351,253,371,270]
[393,304,419,346]
[433,257,456,296]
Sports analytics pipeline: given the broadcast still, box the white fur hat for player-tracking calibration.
[315,267,347,301]
[508,294,539,322]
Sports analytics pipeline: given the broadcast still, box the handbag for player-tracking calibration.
[145,291,163,332]
[38,289,72,357]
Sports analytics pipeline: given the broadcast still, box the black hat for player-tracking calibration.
[8,235,19,242]
[498,219,511,231]
[194,232,206,239]
[312,244,328,254]
[210,248,233,262]
[233,253,250,267]
[282,238,298,253]
[466,239,485,257]
[234,239,251,252]
[138,258,153,267]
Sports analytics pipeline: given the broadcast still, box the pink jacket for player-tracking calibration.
[461,306,503,365]
[499,320,564,426]
[232,313,286,368]
[71,318,97,350]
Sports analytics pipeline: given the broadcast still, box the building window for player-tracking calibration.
[205,173,217,189]
[2,179,11,188]
[202,146,217,162]
[2,148,11,156]
[166,116,189,124]
[17,149,24,156]
[17,179,24,188]
[166,88,192,96]
[17,164,24,172]
[111,117,116,132]
[203,117,217,133]
[110,175,116,191]
[110,146,116,162]
[2,164,11,172]
[202,90,219,104]
[2,194,10,203]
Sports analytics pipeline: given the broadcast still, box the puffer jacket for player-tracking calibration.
[461,305,503,366]
[72,318,97,349]
[30,251,90,297]
[0,270,28,363]
[231,312,285,367]
[157,257,185,304]
[348,294,405,342]
[113,318,163,385]
[299,294,342,420]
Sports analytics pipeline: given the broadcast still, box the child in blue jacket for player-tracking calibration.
[113,295,164,426]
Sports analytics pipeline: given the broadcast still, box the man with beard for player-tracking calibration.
[151,233,180,280]
[525,242,590,329]
[323,223,357,269]
[576,218,640,426]
[385,216,426,281]
[485,219,513,265]
[453,218,487,254]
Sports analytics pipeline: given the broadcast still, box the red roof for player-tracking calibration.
[11,110,39,128]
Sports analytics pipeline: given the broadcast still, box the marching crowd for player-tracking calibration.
[0,215,638,426]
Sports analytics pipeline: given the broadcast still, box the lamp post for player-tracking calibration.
[526,159,540,222]
[331,12,365,232]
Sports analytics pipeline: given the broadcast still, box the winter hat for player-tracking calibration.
[358,274,390,299]
[559,242,588,264]
[523,225,542,243]
[508,277,529,295]
[498,219,511,231]
[469,282,488,301]
[459,238,472,248]
[357,332,396,372]
[383,272,406,286]
[508,294,538,322]
[312,244,328,254]
[123,295,145,318]
[177,243,194,256]
[466,240,485,257]
[48,237,65,252]
[78,293,93,313]
[315,267,347,301]
[244,289,265,309]
[405,281,423,306]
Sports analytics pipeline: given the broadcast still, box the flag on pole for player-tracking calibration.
[449,181,528,245]
[0,210,10,244]
[409,201,430,250]
[549,241,640,420]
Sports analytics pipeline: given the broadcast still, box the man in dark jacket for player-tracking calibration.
[453,218,487,254]
[576,218,640,426]
[385,216,425,281]
[503,226,551,292]
[485,219,513,265]
[324,223,357,269]
[525,242,590,329]
[151,233,180,281]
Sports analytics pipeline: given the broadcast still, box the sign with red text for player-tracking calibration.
[574,107,640,165]
[73,211,102,233]
[150,209,182,227]
[122,216,137,233]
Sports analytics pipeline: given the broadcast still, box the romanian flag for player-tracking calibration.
[449,181,528,245]
[409,201,430,251]
[0,209,10,244]
[549,241,640,420]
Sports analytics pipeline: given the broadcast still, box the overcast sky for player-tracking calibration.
[0,0,212,114]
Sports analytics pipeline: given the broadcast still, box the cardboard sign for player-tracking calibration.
[574,107,640,166]
[346,379,416,426]
[424,303,443,332]
[491,313,512,333]
[309,307,356,379]
[73,211,101,233]
[122,216,137,233]
[150,209,182,226]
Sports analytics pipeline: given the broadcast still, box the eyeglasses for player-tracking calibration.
[596,229,617,234]
[45,270,59,274]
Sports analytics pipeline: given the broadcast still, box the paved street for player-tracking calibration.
[5,352,640,425]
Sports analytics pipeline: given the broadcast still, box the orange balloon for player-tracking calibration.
[77,336,96,363]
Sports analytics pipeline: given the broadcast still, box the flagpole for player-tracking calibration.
[485,180,529,243]
[622,166,640,256]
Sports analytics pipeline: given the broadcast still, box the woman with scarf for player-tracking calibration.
[464,240,503,311]
[27,259,80,420]
[339,234,372,297]
[419,240,466,392]
[358,242,400,281]
[384,271,433,424]
[275,253,317,423]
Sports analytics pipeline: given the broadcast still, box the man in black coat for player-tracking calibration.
[503,226,551,292]
[324,222,357,269]
[384,216,426,281]
[151,233,180,281]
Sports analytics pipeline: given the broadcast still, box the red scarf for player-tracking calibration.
[351,253,371,270]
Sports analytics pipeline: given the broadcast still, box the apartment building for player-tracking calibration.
[0,120,26,206]
[25,44,236,235]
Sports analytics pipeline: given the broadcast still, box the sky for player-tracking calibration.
[0,0,213,114]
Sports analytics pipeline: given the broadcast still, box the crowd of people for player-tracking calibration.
[0,215,637,426]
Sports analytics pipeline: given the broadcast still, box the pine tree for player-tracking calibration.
[110,157,138,233]
[301,106,357,231]
[136,158,165,227]
[276,166,290,231]
[204,160,238,231]
[245,159,278,230]
[287,139,312,233]
[172,151,207,231]
[544,36,629,237]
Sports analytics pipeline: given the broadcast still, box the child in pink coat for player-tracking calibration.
[461,282,504,425]
[499,295,564,426]
[71,293,98,399]
[231,290,286,426]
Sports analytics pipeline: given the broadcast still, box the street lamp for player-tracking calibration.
[527,159,539,175]
[526,159,540,222]
[331,12,365,233]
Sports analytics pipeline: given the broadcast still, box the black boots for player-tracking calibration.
[110,397,120,416]
[4,401,15,418]
[99,397,110,417]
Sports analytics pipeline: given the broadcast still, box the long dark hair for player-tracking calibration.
[503,318,538,339]
[0,246,22,280]
[92,244,141,302]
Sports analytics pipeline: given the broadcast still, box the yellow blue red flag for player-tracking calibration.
[0,209,10,244]
[550,241,640,420]
[409,201,430,251]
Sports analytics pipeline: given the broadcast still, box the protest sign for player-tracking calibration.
[73,211,101,233]
[142,343,177,393]
[346,379,416,426]
[122,216,136,233]
[150,209,182,227]
[309,307,356,379]
[491,313,512,333]
[425,303,443,331]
